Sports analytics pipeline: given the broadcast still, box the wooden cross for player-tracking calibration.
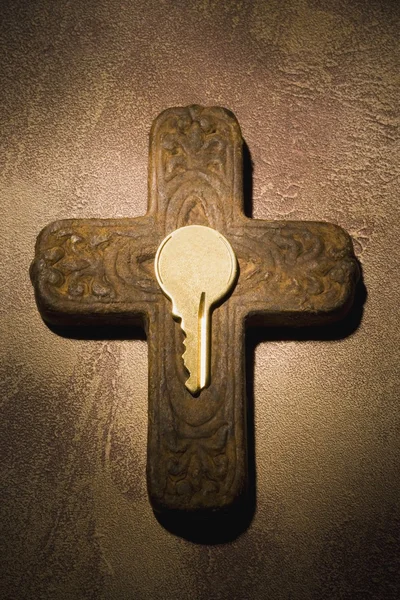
[31,105,359,515]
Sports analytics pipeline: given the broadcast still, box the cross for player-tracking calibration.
[31,105,359,515]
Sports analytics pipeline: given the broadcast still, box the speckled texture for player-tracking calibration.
[1,1,399,599]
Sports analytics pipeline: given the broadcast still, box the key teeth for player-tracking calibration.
[171,306,190,373]
[171,304,199,394]
[181,326,191,374]
[182,334,200,394]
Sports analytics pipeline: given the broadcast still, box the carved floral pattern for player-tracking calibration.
[165,423,229,498]
[232,224,358,309]
[34,227,160,302]
[40,229,113,299]
[161,107,227,184]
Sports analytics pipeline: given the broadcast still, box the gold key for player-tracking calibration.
[155,225,237,395]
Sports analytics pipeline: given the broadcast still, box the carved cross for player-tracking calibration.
[31,105,359,514]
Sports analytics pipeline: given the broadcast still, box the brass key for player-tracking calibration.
[155,225,237,395]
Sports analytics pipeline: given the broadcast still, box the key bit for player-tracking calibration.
[154,225,237,395]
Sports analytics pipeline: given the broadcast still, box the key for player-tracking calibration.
[155,225,237,395]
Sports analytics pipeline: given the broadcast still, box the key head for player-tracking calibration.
[154,225,237,317]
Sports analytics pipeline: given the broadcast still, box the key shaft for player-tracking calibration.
[183,292,210,394]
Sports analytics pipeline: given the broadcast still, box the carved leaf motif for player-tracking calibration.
[161,109,227,186]
[165,423,229,499]
[232,224,358,309]
[36,228,161,301]
[39,231,113,299]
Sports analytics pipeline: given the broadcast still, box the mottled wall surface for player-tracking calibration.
[1,1,399,599]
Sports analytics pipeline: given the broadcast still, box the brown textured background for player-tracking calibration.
[1,1,399,599]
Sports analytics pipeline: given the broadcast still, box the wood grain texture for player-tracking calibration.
[31,105,359,513]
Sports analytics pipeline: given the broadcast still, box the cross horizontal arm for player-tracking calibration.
[30,216,161,327]
[229,219,359,326]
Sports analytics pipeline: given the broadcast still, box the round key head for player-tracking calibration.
[154,225,237,311]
